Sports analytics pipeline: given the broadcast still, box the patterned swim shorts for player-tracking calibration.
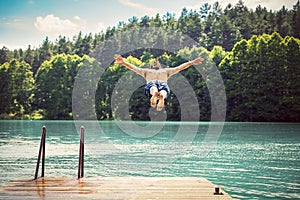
[144,80,170,99]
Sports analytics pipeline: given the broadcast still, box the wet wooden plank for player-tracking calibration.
[0,177,232,199]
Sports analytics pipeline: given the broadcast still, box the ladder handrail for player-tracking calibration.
[34,126,46,180]
[78,126,84,179]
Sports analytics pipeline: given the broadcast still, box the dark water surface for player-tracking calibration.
[0,121,299,199]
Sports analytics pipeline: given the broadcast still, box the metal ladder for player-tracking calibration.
[34,126,84,180]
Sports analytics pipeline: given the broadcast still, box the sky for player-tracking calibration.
[0,0,298,50]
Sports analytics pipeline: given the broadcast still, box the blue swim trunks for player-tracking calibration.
[144,80,170,99]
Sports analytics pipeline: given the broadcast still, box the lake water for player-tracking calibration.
[0,120,299,199]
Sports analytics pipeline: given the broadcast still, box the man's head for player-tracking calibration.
[150,58,162,70]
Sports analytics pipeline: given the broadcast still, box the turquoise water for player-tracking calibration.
[0,120,299,199]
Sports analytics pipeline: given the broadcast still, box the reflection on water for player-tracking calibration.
[0,121,299,199]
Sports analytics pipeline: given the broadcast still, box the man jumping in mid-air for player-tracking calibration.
[114,54,203,111]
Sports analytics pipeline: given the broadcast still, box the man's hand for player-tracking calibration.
[191,57,204,65]
[114,54,125,65]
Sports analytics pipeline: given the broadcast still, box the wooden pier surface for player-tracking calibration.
[0,177,232,199]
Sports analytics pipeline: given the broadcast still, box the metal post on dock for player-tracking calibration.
[78,126,84,179]
[34,126,46,180]
[214,187,224,195]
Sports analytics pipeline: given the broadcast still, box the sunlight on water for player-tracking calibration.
[0,121,299,199]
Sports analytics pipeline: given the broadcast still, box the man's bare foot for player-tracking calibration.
[150,92,160,108]
[157,95,165,111]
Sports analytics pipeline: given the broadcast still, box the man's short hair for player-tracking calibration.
[150,58,162,69]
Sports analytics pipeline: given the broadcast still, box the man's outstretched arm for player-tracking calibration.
[174,57,204,73]
[114,54,144,76]
[166,57,203,78]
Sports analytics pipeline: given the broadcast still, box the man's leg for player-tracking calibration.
[150,86,159,108]
[157,90,167,111]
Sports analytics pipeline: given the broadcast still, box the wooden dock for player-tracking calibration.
[0,177,232,199]
[1,127,232,199]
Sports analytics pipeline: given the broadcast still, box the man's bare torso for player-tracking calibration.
[140,68,176,82]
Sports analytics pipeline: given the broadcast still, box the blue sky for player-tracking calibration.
[0,0,297,49]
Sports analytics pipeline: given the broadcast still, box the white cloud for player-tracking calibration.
[34,14,86,37]
[97,22,106,31]
[118,0,160,15]
[73,15,81,21]
[2,17,29,30]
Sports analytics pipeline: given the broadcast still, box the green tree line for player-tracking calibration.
[1,1,300,66]
[0,1,299,121]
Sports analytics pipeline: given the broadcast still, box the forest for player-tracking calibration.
[0,0,300,122]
